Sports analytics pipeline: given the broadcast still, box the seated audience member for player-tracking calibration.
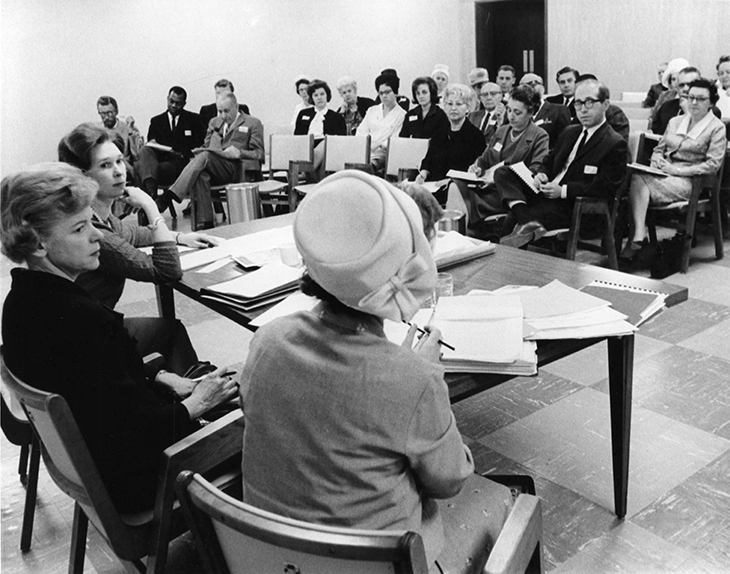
[449,84,550,233]
[136,86,205,205]
[415,83,486,184]
[651,67,723,136]
[496,65,516,102]
[573,74,630,142]
[494,79,628,247]
[96,96,143,179]
[241,170,513,572]
[169,92,265,230]
[399,76,449,139]
[199,79,250,128]
[291,75,312,126]
[545,66,580,120]
[58,123,220,311]
[294,79,347,170]
[335,76,375,135]
[642,62,668,108]
[374,68,411,111]
[649,58,688,127]
[519,73,570,149]
[468,68,490,105]
[714,55,730,121]
[1,163,238,513]
[356,73,407,173]
[431,64,450,103]
[467,82,507,145]
[622,78,726,260]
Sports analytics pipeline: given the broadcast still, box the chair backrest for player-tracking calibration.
[0,352,144,553]
[324,135,371,173]
[176,471,429,574]
[385,137,430,177]
[269,134,314,173]
[635,132,661,166]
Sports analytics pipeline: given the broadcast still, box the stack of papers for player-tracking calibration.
[410,295,537,375]
[201,262,302,311]
[433,231,495,269]
[580,281,666,326]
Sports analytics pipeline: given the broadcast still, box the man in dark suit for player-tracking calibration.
[495,79,627,247]
[520,73,570,149]
[467,82,506,145]
[198,78,250,128]
[136,86,206,201]
[545,66,579,121]
[170,92,265,230]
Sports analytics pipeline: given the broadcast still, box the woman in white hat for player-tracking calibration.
[239,171,512,571]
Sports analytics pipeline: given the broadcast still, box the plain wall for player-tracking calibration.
[0,0,476,174]
[1,0,727,175]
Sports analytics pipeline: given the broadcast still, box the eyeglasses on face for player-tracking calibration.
[680,94,710,103]
[573,98,604,110]
[98,111,116,117]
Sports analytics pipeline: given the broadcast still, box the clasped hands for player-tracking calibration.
[532,173,562,199]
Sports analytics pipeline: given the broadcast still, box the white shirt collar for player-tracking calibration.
[582,118,606,141]
[676,111,714,140]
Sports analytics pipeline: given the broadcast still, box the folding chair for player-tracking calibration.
[385,137,430,182]
[257,134,314,214]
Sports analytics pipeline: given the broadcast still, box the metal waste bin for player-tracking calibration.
[226,183,261,223]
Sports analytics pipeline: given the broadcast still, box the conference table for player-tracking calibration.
[156,213,688,518]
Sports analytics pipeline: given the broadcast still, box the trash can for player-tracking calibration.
[226,183,261,223]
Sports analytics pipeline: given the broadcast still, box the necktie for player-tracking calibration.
[222,122,228,139]
[481,112,491,133]
[576,129,588,156]
[171,116,177,132]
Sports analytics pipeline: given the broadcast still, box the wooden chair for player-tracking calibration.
[291,134,371,205]
[385,137,430,181]
[636,132,725,272]
[0,352,244,574]
[257,134,314,214]
[0,387,40,552]
[176,471,542,574]
[536,175,630,270]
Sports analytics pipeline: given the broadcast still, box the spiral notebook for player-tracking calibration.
[579,280,666,326]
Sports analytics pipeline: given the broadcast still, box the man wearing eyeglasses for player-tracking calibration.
[467,82,506,145]
[651,67,722,135]
[96,96,143,179]
[495,79,627,247]
[519,73,570,149]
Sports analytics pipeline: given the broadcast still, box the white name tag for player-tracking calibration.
[409,115,418,121]
[184,130,192,136]
[239,126,249,133]
[302,115,312,121]
[584,165,598,174]
[493,141,503,152]
[534,119,545,126]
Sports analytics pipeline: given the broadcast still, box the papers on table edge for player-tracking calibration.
[580,281,666,326]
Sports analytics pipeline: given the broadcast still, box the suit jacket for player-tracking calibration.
[533,101,570,149]
[651,98,723,136]
[476,122,550,173]
[539,122,627,201]
[199,102,250,130]
[399,104,449,139]
[467,108,506,145]
[204,112,265,162]
[546,94,576,121]
[147,109,205,159]
[294,108,347,137]
[2,269,194,513]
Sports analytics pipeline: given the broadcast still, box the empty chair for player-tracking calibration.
[257,133,314,212]
[385,136,430,181]
[177,471,543,574]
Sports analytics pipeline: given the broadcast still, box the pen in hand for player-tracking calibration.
[404,321,456,351]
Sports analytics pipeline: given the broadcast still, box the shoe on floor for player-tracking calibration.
[500,220,547,248]
[619,239,647,261]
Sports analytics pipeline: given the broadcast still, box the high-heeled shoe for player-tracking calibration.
[619,239,647,261]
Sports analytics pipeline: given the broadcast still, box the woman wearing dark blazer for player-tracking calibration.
[449,84,550,231]
[399,77,449,140]
[294,79,347,170]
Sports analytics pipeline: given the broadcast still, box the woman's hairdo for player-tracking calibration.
[411,77,439,106]
[375,73,400,94]
[688,77,719,105]
[58,123,124,171]
[442,84,477,113]
[1,163,98,263]
[509,84,541,111]
[307,79,332,102]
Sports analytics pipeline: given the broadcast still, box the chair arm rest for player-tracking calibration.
[484,494,542,574]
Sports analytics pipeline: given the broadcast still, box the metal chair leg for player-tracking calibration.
[20,434,40,552]
[18,442,29,486]
[69,503,88,574]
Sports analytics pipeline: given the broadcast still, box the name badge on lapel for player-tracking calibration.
[409,115,417,121]
[184,130,192,136]
[584,165,598,175]
[239,126,249,133]
[302,115,312,122]
[493,141,503,152]
[535,119,545,126]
